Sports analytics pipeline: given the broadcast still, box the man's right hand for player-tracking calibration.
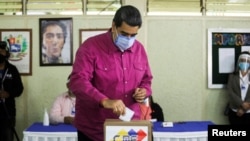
[101,99,126,116]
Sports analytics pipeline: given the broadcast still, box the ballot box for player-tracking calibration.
[104,119,152,141]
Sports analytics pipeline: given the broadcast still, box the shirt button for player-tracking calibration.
[125,81,127,84]
[104,68,107,70]
[124,67,127,70]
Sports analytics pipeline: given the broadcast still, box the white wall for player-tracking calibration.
[2,15,250,140]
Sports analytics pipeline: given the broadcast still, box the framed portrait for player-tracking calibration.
[79,28,108,46]
[208,28,250,88]
[0,29,32,75]
[39,18,73,66]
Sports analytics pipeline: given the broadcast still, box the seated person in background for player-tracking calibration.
[149,96,164,121]
[49,75,75,125]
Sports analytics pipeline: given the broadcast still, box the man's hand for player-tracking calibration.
[133,88,146,103]
[101,99,126,116]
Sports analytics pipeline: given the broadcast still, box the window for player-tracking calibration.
[206,0,250,16]
[147,0,250,16]
[147,0,201,16]
[27,0,83,15]
[0,0,22,15]
[1,0,250,16]
[0,0,121,15]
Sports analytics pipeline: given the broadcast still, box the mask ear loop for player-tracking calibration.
[114,27,119,40]
[247,57,250,85]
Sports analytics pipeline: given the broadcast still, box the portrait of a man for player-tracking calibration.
[39,18,73,66]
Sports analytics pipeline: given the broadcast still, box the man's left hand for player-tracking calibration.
[133,88,146,103]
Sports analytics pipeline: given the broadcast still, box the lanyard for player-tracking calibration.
[69,95,75,115]
[0,68,8,103]
[1,68,8,90]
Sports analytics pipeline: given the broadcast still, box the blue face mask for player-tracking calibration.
[239,62,250,71]
[114,30,136,52]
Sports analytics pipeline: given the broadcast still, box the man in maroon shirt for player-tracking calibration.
[70,5,153,141]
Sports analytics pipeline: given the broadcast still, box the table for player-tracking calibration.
[152,121,214,141]
[23,121,213,141]
[23,122,77,141]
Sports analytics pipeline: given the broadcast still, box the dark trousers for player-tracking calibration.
[228,109,250,125]
[0,119,15,141]
[77,130,93,141]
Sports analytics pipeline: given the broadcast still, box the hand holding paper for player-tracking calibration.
[119,107,134,121]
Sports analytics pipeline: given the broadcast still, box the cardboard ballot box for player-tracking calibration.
[104,119,152,141]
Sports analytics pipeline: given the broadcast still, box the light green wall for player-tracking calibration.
[0,15,114,140]
[1,15,250,139]
[146,16,250,124]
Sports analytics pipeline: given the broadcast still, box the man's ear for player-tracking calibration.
[111,22,116,32]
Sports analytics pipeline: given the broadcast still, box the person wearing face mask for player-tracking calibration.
[227,51,250,125]
[69,5,153,141]
[0,41,24,141]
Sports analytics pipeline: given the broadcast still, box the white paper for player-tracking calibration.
[219,48,235,73]
[162,122,174,127]
[241,46,250,53]
[119,107,134,122]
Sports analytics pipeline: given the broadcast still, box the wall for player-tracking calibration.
[146,16,250,124]
[0,15,113,140]
[1,15,250,140]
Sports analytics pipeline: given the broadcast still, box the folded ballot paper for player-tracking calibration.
[119,107,134,121]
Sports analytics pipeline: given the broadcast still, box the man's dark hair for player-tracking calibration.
[113,5,142,28]
[41,21,67,42]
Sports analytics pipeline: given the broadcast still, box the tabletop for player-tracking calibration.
[152,121,214,141]
[24,122,77,132]
[23,122,77,141]
[153,121,214,132]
